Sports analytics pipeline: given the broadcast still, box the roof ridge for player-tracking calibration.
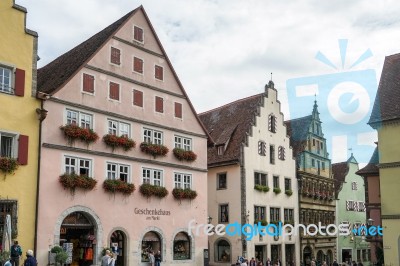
[284,114,312,123]
[199,93,264,116]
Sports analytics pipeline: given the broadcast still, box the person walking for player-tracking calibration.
[101,250,111,266]
[148,251,155,266]
[10,241,22,266]
[154,250,161,266]
[23,250,37,266]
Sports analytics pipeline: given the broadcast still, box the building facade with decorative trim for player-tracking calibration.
[199,82,300,265]
[36,6,208,266]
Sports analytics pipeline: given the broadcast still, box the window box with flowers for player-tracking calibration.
[0,157,19,178]
[273,187,281,194]
[314,191,321,199]
[285,189,293,196]
[103,179,135,195]
[172,188,198,200]
[140,142,169,158]
[60,124,99,145]
[254,185,269,192]
[139,183,168,198]
[59,173,97,194]
[270,220,282,226]
[172,148,197,162]
[103,134,136,151]
[254,219,268,226]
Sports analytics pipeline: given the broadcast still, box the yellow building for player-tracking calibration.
[0,0,39,254]
[369,53,400,265]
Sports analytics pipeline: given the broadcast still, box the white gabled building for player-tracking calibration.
[199,81,300,265]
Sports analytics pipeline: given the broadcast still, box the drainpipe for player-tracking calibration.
[240,144,247,258]
[34,93,49,254]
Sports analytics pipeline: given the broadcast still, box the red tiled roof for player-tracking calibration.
[199,93,265,166]
[369,53,400,126]
[356,147,379,176]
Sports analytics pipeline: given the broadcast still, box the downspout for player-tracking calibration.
[34,96,48,254]
[240,143,247,257]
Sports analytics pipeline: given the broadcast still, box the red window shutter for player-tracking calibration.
[155,96,163,113]
[134,26,143,42]
[111,47,121,65]
[15,68,25,96]
[17,135,29,165]
[109,82,120,101]
[175,102,182,118]
[83,74,94,93]
[133,57,143,73]
[155,65,163,80]
[133,89,143,107]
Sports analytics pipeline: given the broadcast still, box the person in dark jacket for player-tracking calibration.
[155,250,161,266]
[23,250,37,266]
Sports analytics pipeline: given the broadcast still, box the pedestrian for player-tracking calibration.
[249,257,256,266]
[23,250,37,266]
[266,258,271,266]
[148,251,155,266]
[109,252,116,266]
[155,250,161,266]
[10,240,22,266]
[101,250,111,266]
[240,258,248,266]
[333,260,339,266]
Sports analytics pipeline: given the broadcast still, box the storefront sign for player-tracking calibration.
[134,208,171,220]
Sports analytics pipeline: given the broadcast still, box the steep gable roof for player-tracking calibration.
[284,115,312,157]
[199,93,265,166]
[369,53,400,126]
[37,6,212,142]
[332,161,349,196]
[356,147,379,176]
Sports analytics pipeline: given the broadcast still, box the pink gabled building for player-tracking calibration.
[36,6,209,266]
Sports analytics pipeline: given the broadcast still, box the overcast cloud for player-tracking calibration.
[17,0,400,163]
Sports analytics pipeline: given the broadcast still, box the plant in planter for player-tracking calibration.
[139,183,168,198]
[102,134,136,151]
[254,219,268,226]
[285,189,293,196]
[273,187,281,194]
[254,184,269,192]
[59,173,97,194]
[103,179,135,195]
[0,157,19,178]
[0,251,10,266]
[140,142,169,158]
[60,124,99,145]
[172,188,198,200]
[172,148,197,162]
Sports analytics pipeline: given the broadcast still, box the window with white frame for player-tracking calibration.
[64,156,92,176]
[106,162,130,182]
[66,109,93,129]
[0,132,17,158]
[0,67,12,93]
[352,182,358,190]
[174,173,192,189]
[174,135,192,151]
[142,168,163,186]
[143,128,163,144]
[108,119,130,137]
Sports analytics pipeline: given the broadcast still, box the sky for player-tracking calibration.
[17,0,400,164]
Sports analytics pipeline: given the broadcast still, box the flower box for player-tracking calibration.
[140,142,169,158]
[103,179,135,195]
[103,134,136,151]
[139,183,168,198]
[172,188,198,200]
[273,187,281,194]
[0,157,19,176]
[60,124,99,145]
[59,173,97,193]
[285,189,293,196]
[254,184,269,192]
[172,148,197,162]
[254,219,268,226]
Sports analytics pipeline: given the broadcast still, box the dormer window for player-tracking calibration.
[217,145,224,155]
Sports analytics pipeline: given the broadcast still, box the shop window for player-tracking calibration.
[110,230,125,263]
[215,239,230,262]
[173,232,191,260]
[0,200,18,242]
[141,231,161,262]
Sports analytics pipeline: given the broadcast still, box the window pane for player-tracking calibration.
[107,163,117,180]
[80,113,92,129]
[142,169,151,184]
[175,136,182,148]
[153,170,162,186]
[108,120,118,135]
[143,129,152,143]
[183,174,191,189]
[0,136,13,157]
[119,123,130,137]
[183,138,191,151]
[67,110,78,125]
[153,131,162,145]
[119,165,129,182]
[174,173,182,188]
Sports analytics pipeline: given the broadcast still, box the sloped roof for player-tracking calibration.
[369,53,400,126]
[37,6,212,142]
[284,115,312,157]
[356,147,379,176]
[332,162,349,195]
[37,9,137,93]
[199,93,265,166]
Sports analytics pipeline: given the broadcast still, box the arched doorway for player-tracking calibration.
[316,250,324,264]
[214,239,231,263]
[110,230,126,266]
[60,212,96,266]
[141,231,162,263]
[173,232,191,260]
[303,246,312,266]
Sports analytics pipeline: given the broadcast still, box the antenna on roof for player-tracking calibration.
[270,72,273,81]
[266,72,274,90]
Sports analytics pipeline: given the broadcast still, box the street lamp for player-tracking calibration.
[208,216,213,224]
[367,218,374,226]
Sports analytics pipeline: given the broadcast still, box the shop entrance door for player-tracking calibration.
[110,230,126,266]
